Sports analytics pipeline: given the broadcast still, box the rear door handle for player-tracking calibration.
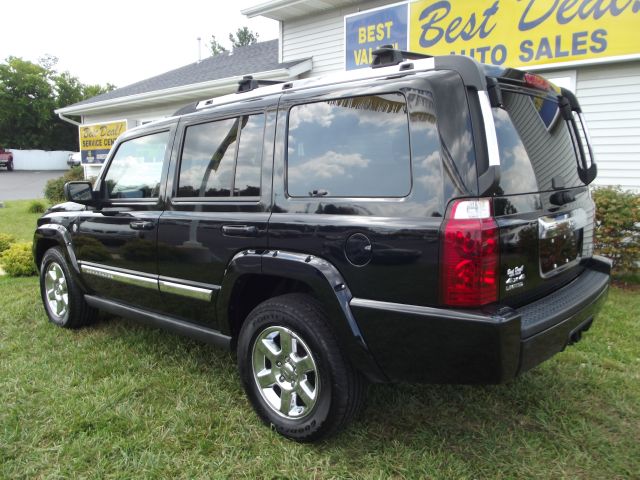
[222,225,258,237]
[130,220,156,231]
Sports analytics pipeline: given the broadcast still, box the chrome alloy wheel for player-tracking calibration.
[251,325,320,419]
[44,262,69,319]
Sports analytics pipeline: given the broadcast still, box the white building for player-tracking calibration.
[57,0,640,189]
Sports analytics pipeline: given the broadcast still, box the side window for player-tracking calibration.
[178,114,264,198]
[235,115,265,197]
[287,93,411,197]
[104,131,169,199]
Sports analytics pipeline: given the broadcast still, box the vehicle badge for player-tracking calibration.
[506,265,525,291]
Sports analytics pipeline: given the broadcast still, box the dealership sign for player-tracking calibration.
[345,0,639,70]
[345,3,409,70]
[79,120,127,164]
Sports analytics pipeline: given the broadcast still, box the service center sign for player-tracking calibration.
[345,0,639,70]
[79,120,127,164]
[345,3,409,70]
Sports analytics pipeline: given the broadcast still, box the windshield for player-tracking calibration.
[493,89,584,195]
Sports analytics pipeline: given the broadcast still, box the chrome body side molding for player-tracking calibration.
[158,279,214,302]
[79,261,218,301]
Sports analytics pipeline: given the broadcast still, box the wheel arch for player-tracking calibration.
[33,224,81,281]
[217,250,387,382]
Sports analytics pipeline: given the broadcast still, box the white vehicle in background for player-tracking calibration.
[67,152,81,167]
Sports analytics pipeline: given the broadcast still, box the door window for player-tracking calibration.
[177,114,265,198]
[104,131,170,199]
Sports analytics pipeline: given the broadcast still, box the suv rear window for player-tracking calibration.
[286,93,411,198]
[494,89,584,195]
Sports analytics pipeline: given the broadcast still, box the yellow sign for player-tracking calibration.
[409,0,639,67]
[79,120,127,164]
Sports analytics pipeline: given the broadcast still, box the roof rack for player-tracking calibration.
[371,45,433,69]
[237,75,284,93]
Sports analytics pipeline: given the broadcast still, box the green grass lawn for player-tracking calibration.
[0,199,46,242]
[1,275,638,479]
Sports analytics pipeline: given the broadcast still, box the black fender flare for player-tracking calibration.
[217,250,388,382]
[33,223,87,291]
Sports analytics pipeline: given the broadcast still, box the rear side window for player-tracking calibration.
[177,114,264,198]
[494,90,583,194]
[287,93,411,197]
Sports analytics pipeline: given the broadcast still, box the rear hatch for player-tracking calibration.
[489,70,596,307]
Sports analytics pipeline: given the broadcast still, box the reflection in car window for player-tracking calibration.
[104,131,169,199]
[178,114,264,198]
[235,114,264,197]
[179,118,238,197]
[287,94,411,197]
[494,91,582,195]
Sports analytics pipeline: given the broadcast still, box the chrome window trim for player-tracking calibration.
[478,90,501,167]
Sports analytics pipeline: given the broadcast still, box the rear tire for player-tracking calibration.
[39,247,95,328]
[237,293,366,442]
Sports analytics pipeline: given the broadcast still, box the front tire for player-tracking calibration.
[237,293,366,442]
[39,247,95,328]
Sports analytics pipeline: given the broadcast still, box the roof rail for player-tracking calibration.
[237,75,284,93]
[371,45,433,69]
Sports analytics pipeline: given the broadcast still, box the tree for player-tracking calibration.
[209,35,228,56]
[229,27,259,48]
[0,56,115,151]
[0,57,55,149]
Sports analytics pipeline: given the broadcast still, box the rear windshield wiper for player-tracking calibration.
[559,88,597,185]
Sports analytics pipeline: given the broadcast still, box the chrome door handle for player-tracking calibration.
[130,220,156,231]
[222,225,258,237]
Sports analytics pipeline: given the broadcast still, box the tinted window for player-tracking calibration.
[178,118,237,197]
[494,90,583,195]
[104,131,169,199]
[178,114,264,198]
[287,94,411,197]
[235,114,264,197]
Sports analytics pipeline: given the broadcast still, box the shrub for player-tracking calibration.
[0,233,16,253]
[27,200,47,214]
[44,166,85,204]
[592,186,640,275]
[0,242,37,277]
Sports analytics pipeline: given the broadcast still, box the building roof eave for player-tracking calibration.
[242,0,359,21]
[55,59,312,117]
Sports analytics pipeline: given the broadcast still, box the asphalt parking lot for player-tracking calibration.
[0,170,67,201]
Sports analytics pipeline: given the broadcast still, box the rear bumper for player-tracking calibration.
[351,256,611,383]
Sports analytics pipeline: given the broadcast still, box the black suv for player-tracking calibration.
[34,49,610,442]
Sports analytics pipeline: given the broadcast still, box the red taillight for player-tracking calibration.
[440,199,499,307]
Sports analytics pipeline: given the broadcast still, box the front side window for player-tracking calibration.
[104,131,169,199]
[287,93,411,197]
[178,114,264,198]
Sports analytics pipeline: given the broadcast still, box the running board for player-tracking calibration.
[84,295,232,350]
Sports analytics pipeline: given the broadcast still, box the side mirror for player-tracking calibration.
[64,181,96,205]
